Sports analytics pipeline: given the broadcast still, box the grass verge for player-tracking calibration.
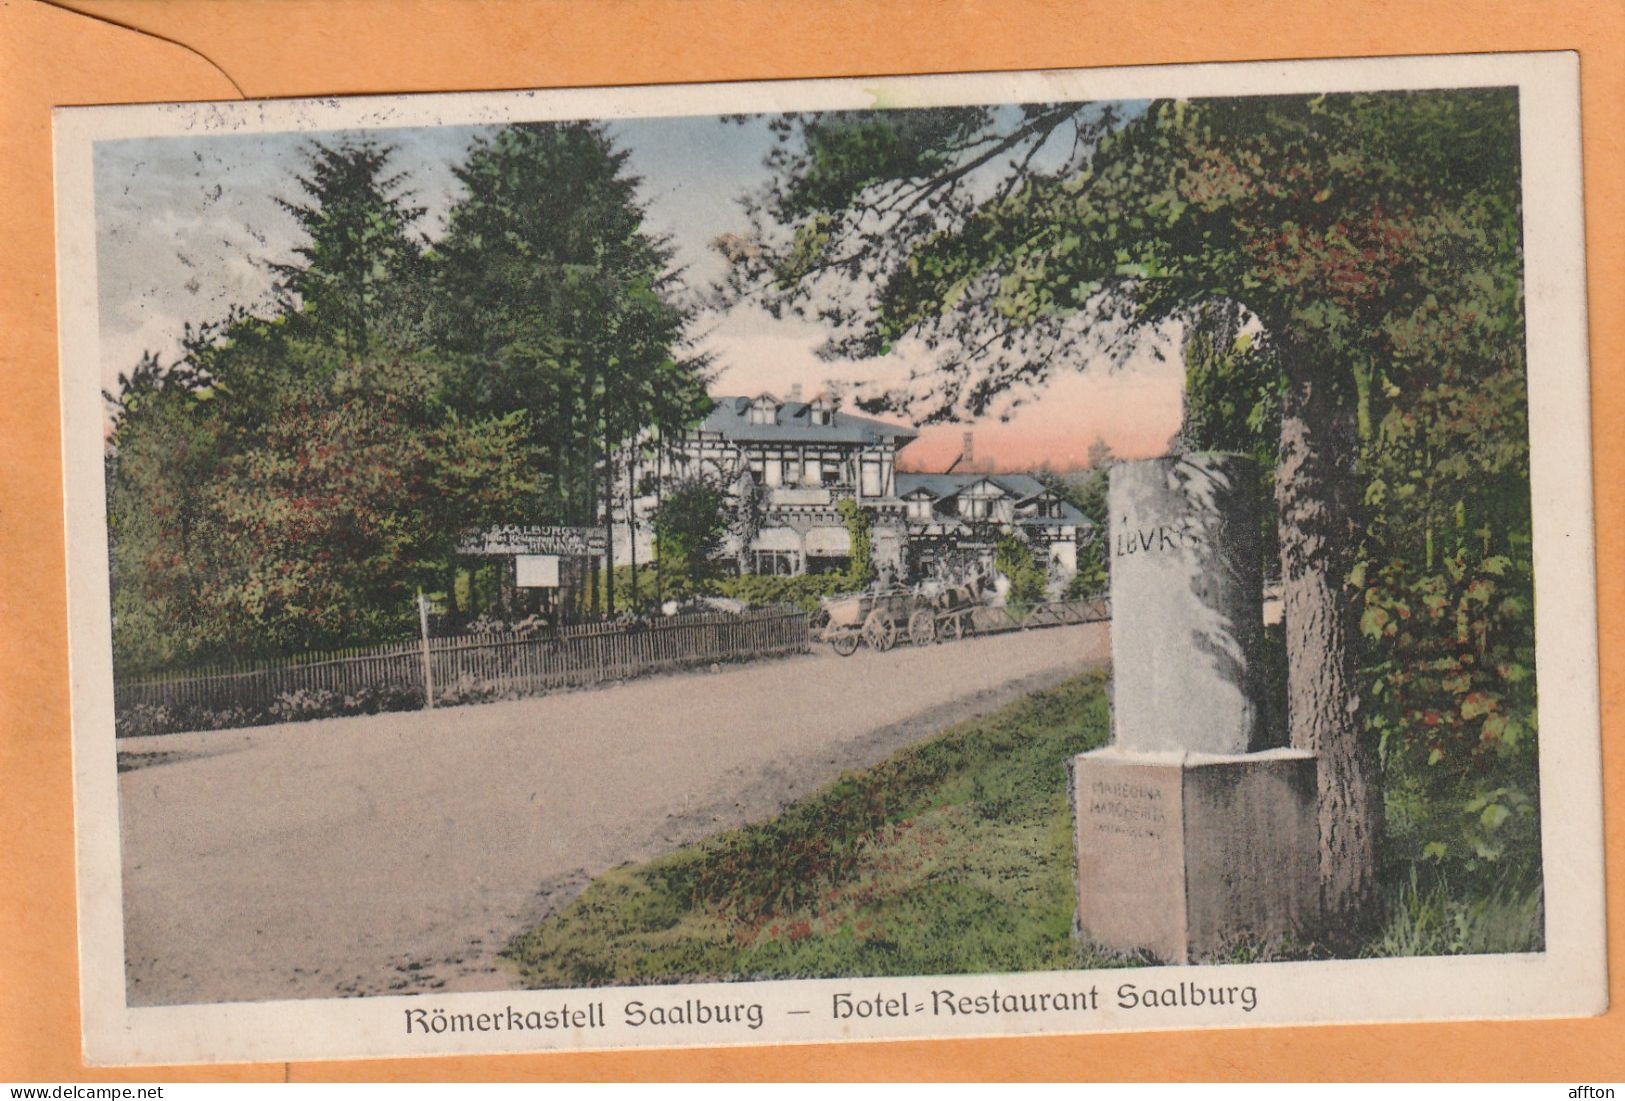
[504,671,1144,986]
[504,669,1544,987]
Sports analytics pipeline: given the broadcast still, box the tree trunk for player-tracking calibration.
[626,450,639,609]
[1274,328,1382,932]
[603,420,616,617]
[654,438,665,605]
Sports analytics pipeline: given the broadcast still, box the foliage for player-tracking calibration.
[107,128,707,663]
[727,90,1532,919]
[1036,464,1109,597]
[115,680,426,739]
[835,496,874,587]
[428,122,711,534]
[713,572,853,612]
[727,469,767,576]
[1361,548,1539,880]
[993,531,1046,611]
[1179,300,1282,575]
[268,140,427,357]
[1062,555,1105,601]
[1363,866,1542,958]
[652,475,730,587]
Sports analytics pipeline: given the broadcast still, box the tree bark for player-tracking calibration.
[626,449,639,608]
[1274,328,1382,931]
[603,419,616,617]
[654,438,665,605]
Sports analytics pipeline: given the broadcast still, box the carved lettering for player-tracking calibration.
[1085,778,1170,840]
[1113,523,1194,559]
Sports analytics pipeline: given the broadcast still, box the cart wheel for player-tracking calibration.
[863,610,897,652]
[942,613,965,641]
[908,608,936,646]
[831,634,861,657]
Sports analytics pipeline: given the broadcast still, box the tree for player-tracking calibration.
[428,122,712,614]
[269,140,427,359]
[993,530,1045,610]
[725,91,1525,927]
[104,351,224,672]
[1180,301,1282,578]
[651,473,730,594]
[105,142,539,663]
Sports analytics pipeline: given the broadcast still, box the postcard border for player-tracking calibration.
[52,50,1604,1067]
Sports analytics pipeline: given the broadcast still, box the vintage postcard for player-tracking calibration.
[54,51,1603,1066]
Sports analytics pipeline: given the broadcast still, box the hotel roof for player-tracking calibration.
[895,472,1092,526]
[697,396,919,447]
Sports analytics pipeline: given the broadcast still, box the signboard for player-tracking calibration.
[456,525,608,556]
[515,554,561,589]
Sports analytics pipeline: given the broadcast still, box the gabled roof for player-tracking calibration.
[699,396,918,446]
[893,472,972,499]
[895,471,1092,526]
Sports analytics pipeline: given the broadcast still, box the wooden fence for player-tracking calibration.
[968,596,1111,635]
[115,608,810,734]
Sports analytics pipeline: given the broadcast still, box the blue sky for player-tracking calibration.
[93,110,1182,469]
[93,115,774,382]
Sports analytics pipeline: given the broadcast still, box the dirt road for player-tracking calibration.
[118,622,1109,1006]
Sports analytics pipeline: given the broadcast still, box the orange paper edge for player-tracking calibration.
[2,0,1619,1082]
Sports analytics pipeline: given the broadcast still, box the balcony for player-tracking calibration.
[769,485,843,507]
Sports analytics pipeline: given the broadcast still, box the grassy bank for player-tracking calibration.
[505,672,1142,986]
[504,671,1543,987]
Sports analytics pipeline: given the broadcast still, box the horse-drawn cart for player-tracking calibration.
[813,583,983,656]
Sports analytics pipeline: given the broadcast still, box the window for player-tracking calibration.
[748,456,765,483]
[749,398,777,425]
[907,498,933,521]
[810,402,833,426]
[821,459,843,486]
[806,554,848,575]
[860,460,883,497]
[782,459,800,485]
[751,550,799,576]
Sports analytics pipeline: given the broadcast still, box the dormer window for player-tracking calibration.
[749,395,778,426]
[809,398,834,427]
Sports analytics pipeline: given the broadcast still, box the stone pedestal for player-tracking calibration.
[1073,453,1320,962]
[1072,747,1318,963]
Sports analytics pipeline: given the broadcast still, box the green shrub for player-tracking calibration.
[994,531,1046,610]
[713,572,853,612]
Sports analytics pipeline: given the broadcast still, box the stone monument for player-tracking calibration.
[1072,453,1319,963]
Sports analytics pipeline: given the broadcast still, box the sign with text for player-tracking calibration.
[515,554,561,588]
[457,525,608,557]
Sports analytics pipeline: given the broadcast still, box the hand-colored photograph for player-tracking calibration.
[55,55,1602,1064]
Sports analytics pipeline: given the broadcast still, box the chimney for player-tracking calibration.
[790,383,803,402]
[962,431,975,467]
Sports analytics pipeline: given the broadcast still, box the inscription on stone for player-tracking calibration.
[1074,757,1187,962]
[1107,454,1273,755]
[1086,779,1167,840]
[1074,453,1319,964]
[1112,523,1194,559]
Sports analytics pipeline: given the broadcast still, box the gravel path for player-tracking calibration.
[118,622,1109,1006]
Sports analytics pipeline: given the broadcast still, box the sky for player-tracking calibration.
[93,110,1183,472]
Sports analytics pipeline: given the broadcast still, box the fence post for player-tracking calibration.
[417,589,435,710]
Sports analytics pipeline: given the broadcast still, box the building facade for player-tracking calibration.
[896,471,1090,584]
[626,394,1095,590]
[656,393,916,577]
